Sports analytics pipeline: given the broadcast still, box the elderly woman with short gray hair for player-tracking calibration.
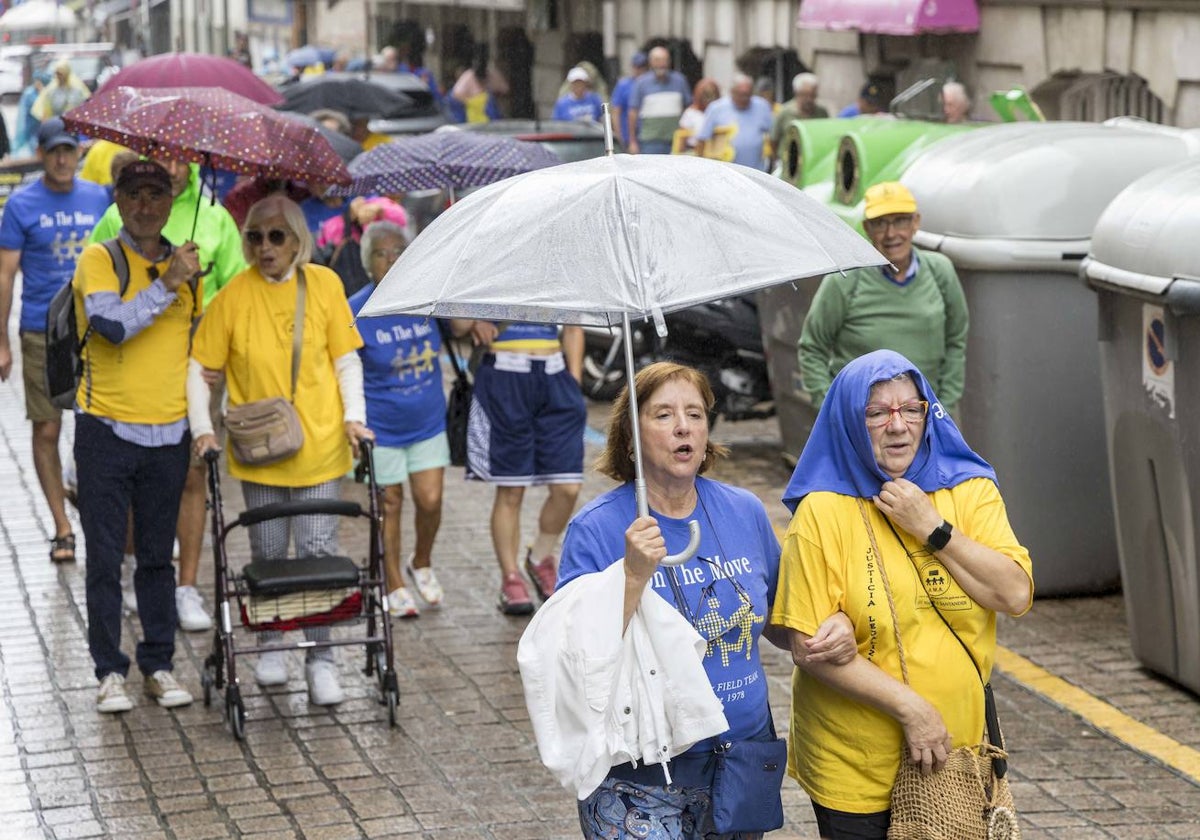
[188,193,373,706]
[346,220,448,620]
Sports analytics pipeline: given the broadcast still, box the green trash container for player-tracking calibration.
[1084,159,1200,693]
[904,119,1200,596]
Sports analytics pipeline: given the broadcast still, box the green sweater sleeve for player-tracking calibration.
[928,254,969,407]
[797,272,850,408]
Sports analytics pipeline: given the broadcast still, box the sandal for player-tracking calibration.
[50,533,76,564]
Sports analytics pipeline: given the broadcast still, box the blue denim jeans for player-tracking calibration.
[75,413,189,680]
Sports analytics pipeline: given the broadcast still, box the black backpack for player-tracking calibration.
[44,238,129,410]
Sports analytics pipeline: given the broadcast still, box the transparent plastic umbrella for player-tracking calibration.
[361,139,885,562]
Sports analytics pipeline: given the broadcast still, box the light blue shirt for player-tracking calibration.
[697,96,775,171]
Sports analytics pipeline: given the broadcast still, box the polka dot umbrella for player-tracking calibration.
[61,85,351,186]
[326,129,562,197]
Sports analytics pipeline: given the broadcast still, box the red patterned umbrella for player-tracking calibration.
[62,86,350,185]
[96,53,284,106]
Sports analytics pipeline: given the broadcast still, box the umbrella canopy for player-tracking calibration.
[285,45,336,70]
[0,0,76,32]
[277,74,414,121]
[62,85,351,184]
[277,111,361,163]
[328,129,561,196]
[97,52,284,106]
[361,152,885,551]
[360,153,885,327]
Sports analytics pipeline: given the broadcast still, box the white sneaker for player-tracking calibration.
[175,585,213,632]
[305,659,345,706]
[388,586,420,619]
[97,672,133,714]
[405,556,444,607]
[144,670,193,708]
[121,556,138,613]
[254,651,289,687]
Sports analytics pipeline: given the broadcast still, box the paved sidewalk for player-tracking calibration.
[1,343,1200,838]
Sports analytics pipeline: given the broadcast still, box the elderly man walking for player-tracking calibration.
[798,181,969,413]
[0,118,110,564]
[695,73,774,170]
[627,46,691,155]
[770,72,829,154]
[73,160,204,714]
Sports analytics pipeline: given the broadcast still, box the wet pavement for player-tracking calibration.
[1,334,1200,839]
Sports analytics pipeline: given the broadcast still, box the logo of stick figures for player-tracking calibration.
[920,560,949,597]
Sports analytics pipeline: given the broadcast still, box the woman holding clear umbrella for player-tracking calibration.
[531,361,856,839]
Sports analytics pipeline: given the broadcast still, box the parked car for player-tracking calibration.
[440,119,621,162]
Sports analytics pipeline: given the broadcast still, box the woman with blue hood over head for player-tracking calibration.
[770,350,1033,840]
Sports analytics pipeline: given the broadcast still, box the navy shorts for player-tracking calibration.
[466,351,586,486]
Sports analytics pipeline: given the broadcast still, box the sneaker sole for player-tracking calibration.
[178,619,214,632]
[97,698,133,714]
[150,694,194,709]
[498,600,535,616]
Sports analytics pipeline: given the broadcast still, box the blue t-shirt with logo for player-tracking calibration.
[0,177,110,333]
[559,477,781,747]
[552,92,604,123]
[348,285,446,448]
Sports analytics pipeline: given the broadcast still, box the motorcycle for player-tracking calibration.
[581,295,774,423]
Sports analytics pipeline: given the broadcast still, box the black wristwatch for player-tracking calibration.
[925,520,953,552]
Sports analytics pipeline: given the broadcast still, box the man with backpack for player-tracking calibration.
[91,155,245,633]
[74,159,203,713]
[0,118,109,564]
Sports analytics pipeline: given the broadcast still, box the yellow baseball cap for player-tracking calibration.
[863,182,918,220]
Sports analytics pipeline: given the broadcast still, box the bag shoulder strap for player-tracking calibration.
[291,268,306,402]
[435,320,470,386]
[875,506,1009,770]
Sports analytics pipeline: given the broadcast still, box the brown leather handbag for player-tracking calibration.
[225,270,307,466]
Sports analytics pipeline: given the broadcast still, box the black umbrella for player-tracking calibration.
[277,74,414,121]
[277,111,362,163]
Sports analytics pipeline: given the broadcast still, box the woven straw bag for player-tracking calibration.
[854,501,1021,840]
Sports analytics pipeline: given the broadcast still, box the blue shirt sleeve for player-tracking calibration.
[84,281,179,345]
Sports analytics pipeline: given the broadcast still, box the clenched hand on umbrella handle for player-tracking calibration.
[160,242,202,293]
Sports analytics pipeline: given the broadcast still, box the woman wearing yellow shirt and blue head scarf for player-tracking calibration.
[771,349,1033,839]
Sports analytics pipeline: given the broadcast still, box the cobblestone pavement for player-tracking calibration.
[1,339,1200,838]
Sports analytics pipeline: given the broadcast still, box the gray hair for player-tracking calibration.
[792,72,818,93]
[943,81,970,107]
[359,220,409,275]
[309,108,351,135]
[242,194,313,270]
[731,72,753,91]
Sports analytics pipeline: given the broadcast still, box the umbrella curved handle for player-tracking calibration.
[660,520,702,567]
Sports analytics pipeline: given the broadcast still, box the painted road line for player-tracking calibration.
[997,646,1200,784]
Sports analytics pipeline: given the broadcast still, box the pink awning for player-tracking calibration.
[797,0,979,35]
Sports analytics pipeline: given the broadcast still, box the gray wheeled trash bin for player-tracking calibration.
[902,119,1200,596]
[1084,159,1200,693]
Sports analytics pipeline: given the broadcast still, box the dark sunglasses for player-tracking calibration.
[245,228,289,247]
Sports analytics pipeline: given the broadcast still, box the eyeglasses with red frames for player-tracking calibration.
[864,400,929,428]
[244,228,290,247]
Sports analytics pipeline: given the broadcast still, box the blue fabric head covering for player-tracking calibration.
[782,350,996,512]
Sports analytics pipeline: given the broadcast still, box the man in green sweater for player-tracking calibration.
[91,156,247,633]
[798,181,968,412]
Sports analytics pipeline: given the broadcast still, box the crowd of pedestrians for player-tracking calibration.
[0,39,1017,840]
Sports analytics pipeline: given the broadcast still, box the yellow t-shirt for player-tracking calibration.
[360,132,394,151]
[191,263,363,487]
[73,242,198,421]
[79,139,131,186]
[770,478,1033,813]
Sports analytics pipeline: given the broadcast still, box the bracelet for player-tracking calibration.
[925,520,953,552]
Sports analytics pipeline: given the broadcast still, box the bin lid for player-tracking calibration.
[1085,159,1200,296]
[903,120,1200,269]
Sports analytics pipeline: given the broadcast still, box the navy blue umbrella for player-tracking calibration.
[327,129,561,196]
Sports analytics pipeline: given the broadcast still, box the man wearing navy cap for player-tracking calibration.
[610,50,648,147]
[73,158,204,714]
[0,117,109,564]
